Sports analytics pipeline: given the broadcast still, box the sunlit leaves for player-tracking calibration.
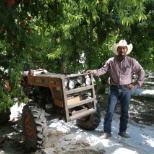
[115,0,147,25]
[47,46,62,60]
[0,0,153,109]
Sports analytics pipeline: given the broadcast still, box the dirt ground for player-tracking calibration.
[0,94,153,154]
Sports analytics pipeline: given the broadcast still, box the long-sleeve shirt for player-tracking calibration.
[93,56,145,88]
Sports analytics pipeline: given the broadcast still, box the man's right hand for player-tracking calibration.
[86,70,94,74]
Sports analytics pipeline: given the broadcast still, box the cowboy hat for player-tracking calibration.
[112,40,133,55]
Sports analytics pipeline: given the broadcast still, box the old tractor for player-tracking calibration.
[2,69,101,150]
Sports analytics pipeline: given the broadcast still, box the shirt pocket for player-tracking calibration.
[124,67,131,75]
[121,65,131,75]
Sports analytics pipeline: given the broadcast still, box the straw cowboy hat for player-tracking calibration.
[112,40,133,55]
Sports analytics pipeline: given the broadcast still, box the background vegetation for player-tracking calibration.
[0,0,154,110]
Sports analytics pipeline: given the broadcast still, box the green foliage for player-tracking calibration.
[119,0,154,70]
[115,0,147,25]
[0,0,153,109]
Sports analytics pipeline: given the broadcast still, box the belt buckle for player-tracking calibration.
[120,85,128,88]
[111,85,127,88]
[117,85,122,88]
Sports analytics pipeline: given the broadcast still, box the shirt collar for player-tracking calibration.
[115,55,127,62]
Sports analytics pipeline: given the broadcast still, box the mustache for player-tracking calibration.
[118,52,125,55]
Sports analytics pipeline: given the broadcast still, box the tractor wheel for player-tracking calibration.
[22,104,48,150]
[77,103,101,130]
[0,108,11,125]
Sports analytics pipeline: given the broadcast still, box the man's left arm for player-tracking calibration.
[132,60,145,88]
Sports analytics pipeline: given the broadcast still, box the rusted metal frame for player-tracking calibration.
[61,74,96,122]
[67,98,95,109]
[28,75,50,87]
[71,108,88,115]
[63,73,89,78]
[61,78,70,122]
[69,108,96,121]
[90,74,96,109]
[66,85,93,95]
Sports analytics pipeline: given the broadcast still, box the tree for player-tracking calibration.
[0,0,151,109]
[119,0,154,70]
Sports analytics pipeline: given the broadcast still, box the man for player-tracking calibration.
[87,40,145,139]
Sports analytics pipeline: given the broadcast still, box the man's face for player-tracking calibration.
[117,46,128,57]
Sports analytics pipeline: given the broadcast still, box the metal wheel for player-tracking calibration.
[22,104,48,150]
[77,103,101,130]
[24,112,35,141]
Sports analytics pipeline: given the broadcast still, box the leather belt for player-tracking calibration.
[111,85,129,88]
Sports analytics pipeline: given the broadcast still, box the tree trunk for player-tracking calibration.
[61,53,67,74]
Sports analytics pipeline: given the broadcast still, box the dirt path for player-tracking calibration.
[0,94,153,154]
[0,121,24,154]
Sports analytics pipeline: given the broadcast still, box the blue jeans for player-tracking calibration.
[104,86,131,133]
